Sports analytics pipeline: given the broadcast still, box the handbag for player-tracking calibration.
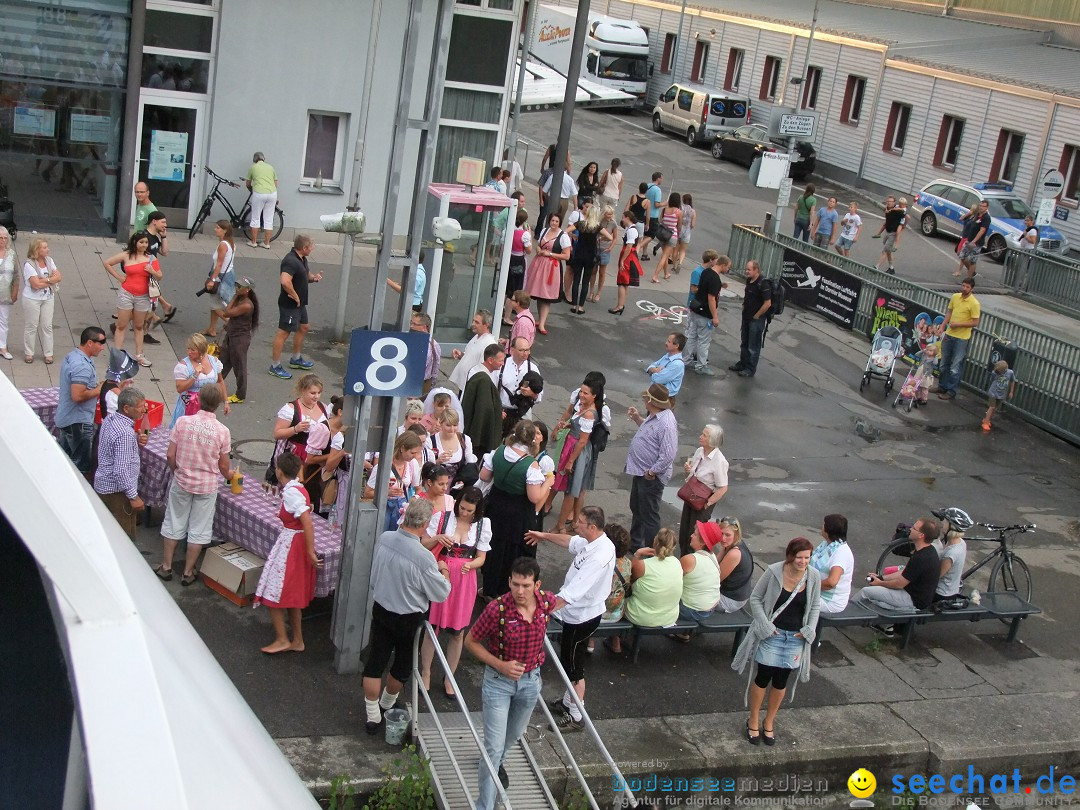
[677,474,712,512]
[148,277,161,299]
[656,223,674,244]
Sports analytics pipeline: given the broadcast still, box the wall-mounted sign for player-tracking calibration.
[14,106,56,137]
[148,129,188,182]
[70,113,112,144]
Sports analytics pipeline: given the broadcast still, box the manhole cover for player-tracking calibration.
[232,438,276,468]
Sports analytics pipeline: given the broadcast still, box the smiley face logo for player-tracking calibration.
[848,768,876,798]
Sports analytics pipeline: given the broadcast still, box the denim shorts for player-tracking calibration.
[836,236,855,250]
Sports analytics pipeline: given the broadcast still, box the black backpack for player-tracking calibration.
[590,420,609,453]
[766,277,786,317]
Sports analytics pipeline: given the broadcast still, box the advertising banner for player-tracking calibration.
[780,248,862,329]
[867,291,944,363]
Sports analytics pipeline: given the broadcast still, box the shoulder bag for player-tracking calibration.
[677,455,712,511]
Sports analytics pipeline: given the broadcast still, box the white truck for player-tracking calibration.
[531,4,650,107]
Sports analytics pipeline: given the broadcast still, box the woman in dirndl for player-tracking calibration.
[254,452,320,654]
[552,379,601,532]
[523,212,571,335]
[610,210,642,315]
[419,486,491,696]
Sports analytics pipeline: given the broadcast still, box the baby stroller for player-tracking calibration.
[0,175,15,240]
[860,326,902,396]
[893,364,929,412]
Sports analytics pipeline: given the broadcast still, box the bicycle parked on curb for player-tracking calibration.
[188,166,284,242]
[876,513,1035,602]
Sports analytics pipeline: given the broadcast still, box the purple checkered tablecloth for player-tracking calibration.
[22,386,61,436]
[213,482,342,598]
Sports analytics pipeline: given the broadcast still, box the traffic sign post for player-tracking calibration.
[1036,197,1056,227]
[778,113,815,139]
[1036,169,1065,228]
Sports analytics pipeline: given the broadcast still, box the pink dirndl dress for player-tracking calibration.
[254,480,317,609]
[524,228,565,302]
[427,512,493,631]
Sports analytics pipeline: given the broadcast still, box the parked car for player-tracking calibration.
[910,180,1069,262]
[651,82,751,147]
[709,124,816,180]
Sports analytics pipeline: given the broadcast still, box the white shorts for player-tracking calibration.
[161,482,218,544]
[117,288,153,313]
[249,191,277,230]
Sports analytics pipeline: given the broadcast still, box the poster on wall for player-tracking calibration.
[148,129,188,182]
[14,106,57,137]
[867,291,944,363]
[70,113,112,144]
[780,247,862,330]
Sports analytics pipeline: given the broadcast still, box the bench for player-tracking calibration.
[818,594,1041,649]
[548,608,753,663]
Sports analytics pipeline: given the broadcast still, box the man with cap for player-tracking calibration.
[94,386,149,539]
[624,383,678,551]
[219,276,258,403]
[502,369,543,436]
[57,326,108,477]
[462,344,505,460]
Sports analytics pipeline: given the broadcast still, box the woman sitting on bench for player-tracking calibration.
[622,529,683,644]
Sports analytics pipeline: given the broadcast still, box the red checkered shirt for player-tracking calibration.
[169,412,232,495]
[470,590,558,673]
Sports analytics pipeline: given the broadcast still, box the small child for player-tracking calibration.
[912,342,938,406]
[983,360,1016,431]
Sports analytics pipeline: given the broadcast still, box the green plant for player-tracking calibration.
[560,786,592,810]
[362,744,435,810]
[863,637,882,655]
[328,774,356,810]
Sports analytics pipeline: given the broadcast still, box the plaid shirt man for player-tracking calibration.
[469,590,558,673]
[94,411,140,499]
[170,411,232,495]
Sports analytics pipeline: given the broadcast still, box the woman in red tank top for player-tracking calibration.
[102,231,162,368]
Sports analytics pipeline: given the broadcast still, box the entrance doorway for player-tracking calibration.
[134,96,206,229]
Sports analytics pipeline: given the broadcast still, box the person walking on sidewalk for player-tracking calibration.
[935,277,981,401]
[639,171,664,259]
[269,234,321,379]
[102,232,160,368]
[466,556,562,809]
[56,326,107,475]
[810,197,839,249]
[219,277,259,403]
[683,251,728,376]
[731,260,772,378]
[203,220,236,338]
[875,197,907,276]
[598,157,623,212]
[245,151,278,249]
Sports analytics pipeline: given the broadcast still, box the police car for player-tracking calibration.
[910,180,1069,262]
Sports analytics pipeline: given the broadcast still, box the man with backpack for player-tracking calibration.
[730,260,774,378]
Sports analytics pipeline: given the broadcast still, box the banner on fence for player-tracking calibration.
[780,248,862,329]
[867,291,944,363]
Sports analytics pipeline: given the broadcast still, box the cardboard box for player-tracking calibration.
[201,542,265,607]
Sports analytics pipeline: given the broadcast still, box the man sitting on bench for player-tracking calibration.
[853,517,940,637]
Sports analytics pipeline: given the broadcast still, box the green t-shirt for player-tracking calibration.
[246,162,278,194]
[133,202,158,233]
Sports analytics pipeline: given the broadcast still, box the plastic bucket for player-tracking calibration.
[384,708,410,745]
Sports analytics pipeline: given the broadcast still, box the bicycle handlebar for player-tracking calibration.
[978,523,1036,532]
[203,165,242,190]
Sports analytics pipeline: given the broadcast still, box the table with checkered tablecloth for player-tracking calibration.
[21,386,342,595]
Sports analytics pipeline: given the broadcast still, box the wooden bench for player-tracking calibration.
[548,608,753,663]
[818,594,1041,649]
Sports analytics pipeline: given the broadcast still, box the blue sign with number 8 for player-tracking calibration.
[344,328,429,398]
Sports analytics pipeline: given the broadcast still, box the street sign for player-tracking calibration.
[754,151,791,189]
[776,177,794,208]
[344,328,429,397]
[1055,205,1069,222]
[778,113,815,138]
[1039,169,1065,201]
[1036,197,1056,226]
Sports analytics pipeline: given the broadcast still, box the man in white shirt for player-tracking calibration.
[450,309,497,391]
[541,171,579,223]
[498,337,542,411]
[526,506,616,732]
[502,148,523,197]
[835,202,863,257]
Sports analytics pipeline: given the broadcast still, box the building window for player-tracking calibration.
[883,102,911,153]
[724,48,744,92]
[990,129,1025,184]
[1060,144,1080,203]
[447,14,514,86]
[760,56,781,101]
[801,66,821,110]
[690,42,709,83]
[934,115,965,169]
[661,33,677,74]
[840,75,866,124]
[303,111,348,184]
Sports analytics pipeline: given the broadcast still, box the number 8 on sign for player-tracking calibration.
[367,337,409,391]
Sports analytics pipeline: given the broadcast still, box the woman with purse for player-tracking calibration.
[218,276,258,404]
[203,220,236,338]
[170,333,229,428]
[677,424,729,556]
[552,380,601,532]
[523,212,572,335]
[419,486,491,696]
[102,232,157,367]
[650,193,682,283]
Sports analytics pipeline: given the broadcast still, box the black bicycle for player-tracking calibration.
[876,520,1035,601]
[188,166,284,242]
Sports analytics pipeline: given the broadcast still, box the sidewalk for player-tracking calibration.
[6,229,1079,807]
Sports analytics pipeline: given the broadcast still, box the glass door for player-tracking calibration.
[133,95,206,229]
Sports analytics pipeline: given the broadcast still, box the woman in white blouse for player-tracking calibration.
[0,227,18,360]
[22,236,62,363]
[428,408,477,489]
[420,486,491,696]
[678,424,729,556]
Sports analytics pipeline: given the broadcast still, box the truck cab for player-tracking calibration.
[583,18,650,104]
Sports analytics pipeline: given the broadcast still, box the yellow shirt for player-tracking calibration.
[246,162,278,194]
[945,292,980,340]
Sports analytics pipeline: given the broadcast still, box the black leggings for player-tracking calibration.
[754,663,793,691]
[559,615,601,682]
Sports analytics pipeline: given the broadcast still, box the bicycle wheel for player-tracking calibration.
[875,538,915,576]
[988,554,1032,602]
[241,206,283,242]
[189,199,213,239]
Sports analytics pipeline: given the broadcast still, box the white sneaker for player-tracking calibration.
[0,349,12,360]
[136,354,153,368]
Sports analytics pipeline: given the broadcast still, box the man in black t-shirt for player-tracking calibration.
[875,197,907,276]
[956,200,991,281]
[854,517,941,634]
[269,234,322,379]
[729,259,772,378]
[683,251,729,376]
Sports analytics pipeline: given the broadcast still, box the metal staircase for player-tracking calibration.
[409,623,638,809]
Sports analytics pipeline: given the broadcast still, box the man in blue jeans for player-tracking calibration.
[936,278,981,400]
[465,557,565,810]
[56,326,107,475]
[731,260,772,378]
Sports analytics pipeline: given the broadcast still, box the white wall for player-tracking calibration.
[205,0,437,235]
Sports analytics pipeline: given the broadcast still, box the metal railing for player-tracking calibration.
[409,621,639,809]
[726,225,1080,445]
[1001,247,1080,318]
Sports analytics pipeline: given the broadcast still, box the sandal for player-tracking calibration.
[24,356,33,364]
[154,564,173,582]
[181,571,198,586]
[162,306,178,323]
[200,331,217,338]
[602,636,623,655]
[44,356,54,365]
